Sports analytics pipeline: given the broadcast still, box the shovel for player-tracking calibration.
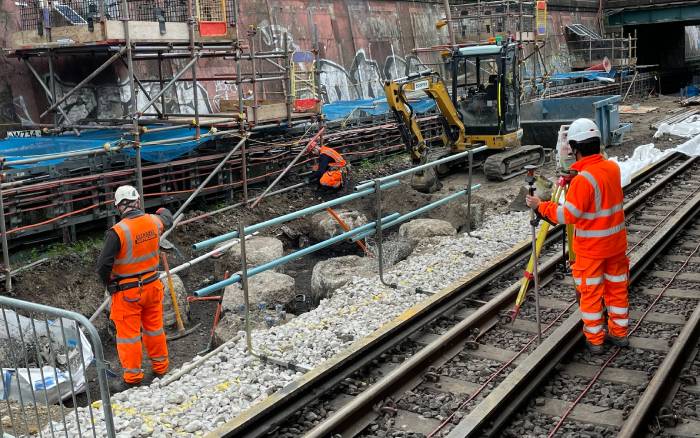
[161,253,201,340]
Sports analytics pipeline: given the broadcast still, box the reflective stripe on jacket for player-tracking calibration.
[320,146,346,169]
[111,213,163,280]
[538,154,627,258]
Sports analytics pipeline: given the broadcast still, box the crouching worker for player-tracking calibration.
[525,118,630,355]
[96,185,173,386]
[308,139,347,191]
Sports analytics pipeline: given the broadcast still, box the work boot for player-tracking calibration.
[109,378,142,394]
[606,334,630,348]
[586,341,605,355]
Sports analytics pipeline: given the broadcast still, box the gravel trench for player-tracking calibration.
[53,212,533,436]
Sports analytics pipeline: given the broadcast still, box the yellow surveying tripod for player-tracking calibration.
[510,124,582,321]
[510,172,576,321]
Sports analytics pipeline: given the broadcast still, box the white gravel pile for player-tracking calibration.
[57,211,532,437]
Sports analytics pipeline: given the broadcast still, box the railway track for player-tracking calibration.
[210,153,698,437]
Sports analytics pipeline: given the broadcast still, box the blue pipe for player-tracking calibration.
[354,147,488,191]
[350,184,481,242]
[193,212,400,297]
[193,180,400,250]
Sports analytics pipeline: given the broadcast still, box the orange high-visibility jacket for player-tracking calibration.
[318,146,347,188]
[111,213,164,280]
[320,146,346,168]
[538,154,627,259]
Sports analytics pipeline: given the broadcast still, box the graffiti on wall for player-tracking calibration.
[119,77,212,119]
[318,49,427,102]
[259,19,301,53]
[21,73,214,125]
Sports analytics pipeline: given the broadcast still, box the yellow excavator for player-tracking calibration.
[384,42,544,192]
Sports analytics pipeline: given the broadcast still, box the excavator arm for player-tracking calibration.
[384,71,468,166]
[383,71,472,192]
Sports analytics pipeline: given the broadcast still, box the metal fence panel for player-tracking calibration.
[0,295,115,438]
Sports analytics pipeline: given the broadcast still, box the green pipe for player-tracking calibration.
[193,213,400,297]
[351,184,481,242]
[192,180,400,250]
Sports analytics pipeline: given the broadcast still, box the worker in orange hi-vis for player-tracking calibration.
[307,139,347,191]
[96,185,173,387]
[525,118,629,355]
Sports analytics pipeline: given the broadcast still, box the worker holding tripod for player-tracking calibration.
[525,118,629,355]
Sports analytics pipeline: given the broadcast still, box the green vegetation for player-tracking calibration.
[26,237,103,264]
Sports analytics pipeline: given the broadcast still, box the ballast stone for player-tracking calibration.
[222,271,296,311]
[214,236,284,278]
[310,255,375,299]
[308,210,367,241]
[399,218,457,243]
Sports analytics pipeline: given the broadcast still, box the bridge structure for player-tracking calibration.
[605,0,700,93]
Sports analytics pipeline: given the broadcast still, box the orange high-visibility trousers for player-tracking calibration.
[320,169,344,189]
[572,252,630,345]
[110,281,169,383]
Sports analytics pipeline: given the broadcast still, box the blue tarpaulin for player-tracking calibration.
[0,127,217,168]
[323,97,436,121]
[548,69,617,83]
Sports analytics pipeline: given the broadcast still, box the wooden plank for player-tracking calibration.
[632,310,686,325]
[562,362,647,386]
[664,255,700,264]
[466,344,524,365]
[634,213,670,222]
[247,103,289,123]
[620,105,657,114]
[539,297,574,310]
[414,327,517,365]
[536,398,624,427]
[640,287,700,300]
[649,271,700,283]
[423,376,481,395]
[394,409,443,434]
[627,223,655,232]
[628,336,670,352]
[512,319,670,351]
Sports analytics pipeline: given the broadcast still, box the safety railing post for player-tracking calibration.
[373,179,397,289]
[0,168,11,293]
[239,221,254,355]
[466,149,474,236]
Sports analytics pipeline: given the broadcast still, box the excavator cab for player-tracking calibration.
[447,43,522,149]
[383,42,544,191]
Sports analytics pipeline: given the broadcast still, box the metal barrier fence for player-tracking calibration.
[0,295,115,438]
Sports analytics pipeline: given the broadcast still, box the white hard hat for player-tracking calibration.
[114,185,140,206]
[567,118,601,143]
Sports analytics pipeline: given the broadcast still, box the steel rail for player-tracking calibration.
[207,152,693,437]
[617,241,700,437]
[209,227,568,437]
[306,156,700,438]
[305,248,570,438]
[446,161,700,437]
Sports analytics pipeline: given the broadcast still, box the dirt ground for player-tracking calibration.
[2,94,688,408]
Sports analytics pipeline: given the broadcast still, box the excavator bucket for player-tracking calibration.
[411,168,442,193]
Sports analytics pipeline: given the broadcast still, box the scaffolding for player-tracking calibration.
[448,0,538,45]
[1,0,324,291]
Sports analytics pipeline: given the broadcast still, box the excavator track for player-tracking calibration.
[483,144,546,181]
